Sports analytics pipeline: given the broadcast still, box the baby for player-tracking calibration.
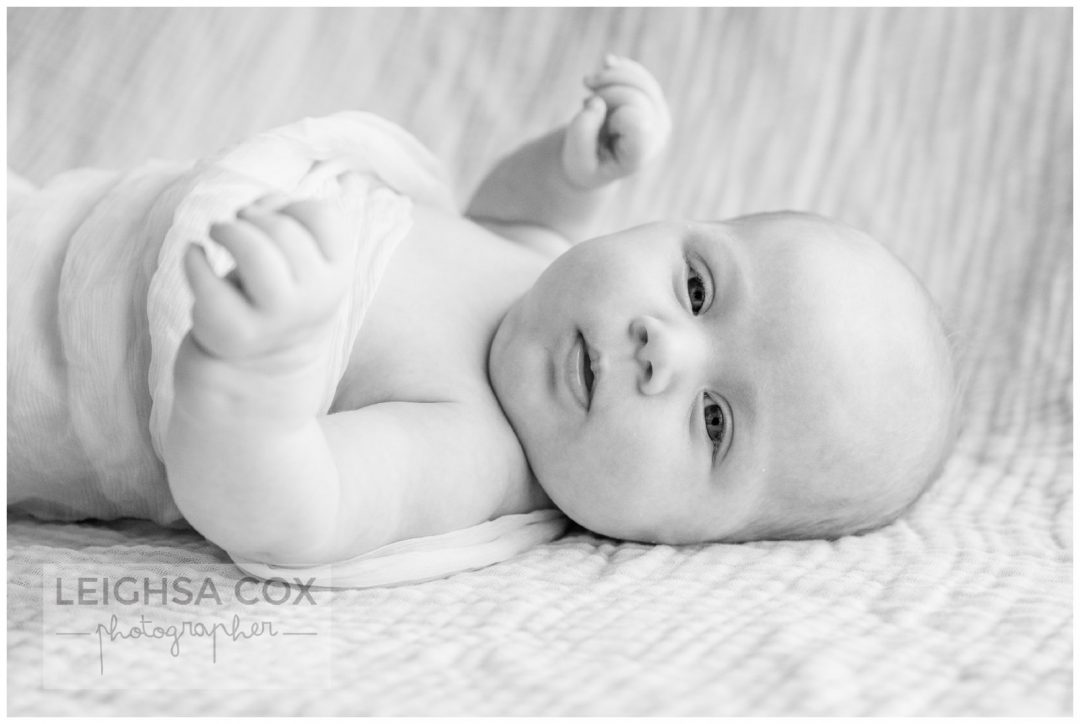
[12,57,958,569]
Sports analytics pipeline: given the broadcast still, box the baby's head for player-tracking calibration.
[489,211,959,544]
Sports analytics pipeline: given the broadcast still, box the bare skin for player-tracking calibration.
[164,56,954,564]
[488,213,954,544]
[163,55,671,565]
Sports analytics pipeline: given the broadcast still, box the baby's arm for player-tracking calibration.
[467,55,670,251]
[164,182,369,563]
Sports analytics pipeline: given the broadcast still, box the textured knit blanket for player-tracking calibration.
[7,7,1071,715]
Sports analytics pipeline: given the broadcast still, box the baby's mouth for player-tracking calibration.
[580,333,596,409]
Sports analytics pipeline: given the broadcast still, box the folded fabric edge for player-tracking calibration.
[229,509,569,589]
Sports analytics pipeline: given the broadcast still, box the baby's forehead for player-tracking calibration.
[736,216,941,438]
[726,217,916,323]
[703,214,950,537]
[698,211,938,392]
[727,210,868,243]
[731,213,879,270]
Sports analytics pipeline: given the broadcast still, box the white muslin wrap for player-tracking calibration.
[8,112,568,588]
[233,509,569,589]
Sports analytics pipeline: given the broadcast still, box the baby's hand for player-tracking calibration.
[183,177,360,370]
[562,55,671,190]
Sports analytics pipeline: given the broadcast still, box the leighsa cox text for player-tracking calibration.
[52,575,319,606]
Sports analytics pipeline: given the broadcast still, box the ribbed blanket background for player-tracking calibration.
[7,7,1071,715]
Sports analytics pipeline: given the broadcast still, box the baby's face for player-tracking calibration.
[489,212,947,544]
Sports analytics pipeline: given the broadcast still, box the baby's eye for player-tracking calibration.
[687,266,708,315]
[704,396,726,446]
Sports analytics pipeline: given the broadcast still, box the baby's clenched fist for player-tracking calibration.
[562,54,671,190]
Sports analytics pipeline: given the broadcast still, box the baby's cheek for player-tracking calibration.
[579,434,659,495]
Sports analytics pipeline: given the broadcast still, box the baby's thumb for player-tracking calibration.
[562,96,607,187]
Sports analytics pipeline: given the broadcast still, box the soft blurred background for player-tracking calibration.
[7,7,1072,716]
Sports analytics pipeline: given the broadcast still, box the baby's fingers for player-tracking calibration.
[209,219,293,308]
[183,244,256,328]
[563,95,608,187]
[238,205,322,281]
[584,55,667,112]
[275,197,352,264]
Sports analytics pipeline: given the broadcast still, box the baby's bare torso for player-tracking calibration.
[330,202,554,534]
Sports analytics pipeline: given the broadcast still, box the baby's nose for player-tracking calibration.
[629,315,699,396]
